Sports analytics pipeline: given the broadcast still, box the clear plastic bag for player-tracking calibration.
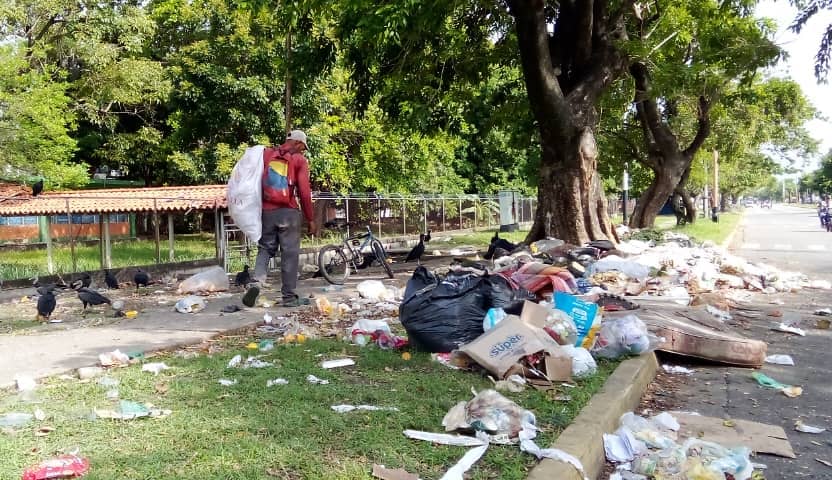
[177,266,230,294]
[592,315,662,359]
[227,146,264,243]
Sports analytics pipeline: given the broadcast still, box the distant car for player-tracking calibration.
[744,200,755,207]
[761,200,772,208]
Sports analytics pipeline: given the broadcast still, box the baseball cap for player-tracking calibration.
[286,130,308,149]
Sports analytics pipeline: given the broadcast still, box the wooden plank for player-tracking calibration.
[168,214,175,262]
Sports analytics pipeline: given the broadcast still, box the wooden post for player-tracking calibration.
[442,199,446,232]
[66,199,76,272]
[713,149,719,209]
[423,199,427,234]
[168,214,175,262]
[474,198,479,229]
[99,213,105,270]
[103,213,112,268]
[377,198,382,237]
[153,200,161,265]
[45,215,54,274]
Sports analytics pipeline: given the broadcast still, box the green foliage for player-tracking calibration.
[0,44,88,189]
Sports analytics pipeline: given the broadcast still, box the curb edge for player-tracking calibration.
[527,352,659,480]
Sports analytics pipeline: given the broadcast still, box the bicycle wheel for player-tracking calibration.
[318,245,350,284]
[371,239,394,279]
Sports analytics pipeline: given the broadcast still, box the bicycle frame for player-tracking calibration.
[341,226,376,265]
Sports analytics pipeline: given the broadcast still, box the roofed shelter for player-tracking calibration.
[0,185,228,274]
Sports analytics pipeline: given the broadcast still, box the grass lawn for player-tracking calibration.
[653,211,742,244]
[0,236,217,282]
[0,335,616,479]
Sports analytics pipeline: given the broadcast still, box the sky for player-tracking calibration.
[756,1,832,173]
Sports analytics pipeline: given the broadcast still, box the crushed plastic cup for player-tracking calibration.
[21,454,90,480]
[15,375,36,392]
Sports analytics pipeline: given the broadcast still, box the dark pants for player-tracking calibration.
[254,208,301,301]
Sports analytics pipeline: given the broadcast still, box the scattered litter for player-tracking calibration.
[240,356,273,368]
[141,362,170,375]
[98,349,130,367]
[227,355,242,368]
[266,378,288,387]
[774,323,805,336]
[592,314,661,359]
[662,365,695,375]
[817,458,832,468]
[218,379,237,386]
[0,412,33,428]
[34,425,55,437]
[21,454,90,480]
[263,313,273,324]
[34,409,46,421]
[246,342,258,349]
[752,372,803,398]
[177,266,229,294]
[48,319,63,324]
[795,421,826,434]
[259,340,275,351]
[220,305,241,313]
[765,355,795,366]
[306,375,330,385]
[356,280,396,301]
[814,308,831,316]
[492,374,527,393]
[674,412,795,458]
[403,430,488,447]
[175,295,207,313]
[371,464,419,480]
[321,358,355,369]
[97,376,119,388]
[330,405,400,413]
[94,400,171,420]
[808,280,831,290]
[817,318,831,330]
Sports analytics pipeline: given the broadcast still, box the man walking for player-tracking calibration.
[244,130,316,307]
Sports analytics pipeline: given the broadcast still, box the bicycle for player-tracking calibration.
[317,224,394,284]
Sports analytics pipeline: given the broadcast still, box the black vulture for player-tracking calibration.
[36,289,56,321]
[70,273,92,290]
[235,265,251,287]
[32,179,44,197]
[76,287,111,310]
[405,233,426,263]
[484,231,518,260]
[424,230,432,242]
[134,269,150,291]
[104,269,119,289]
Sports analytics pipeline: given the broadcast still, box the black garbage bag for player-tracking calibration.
[400,267,532,352]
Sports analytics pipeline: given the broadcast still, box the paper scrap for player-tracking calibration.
[371,464,419,480]
[227,355,242,368]
[266,378,289,387]
[331,404,399,413]
[141,362,170,375]
[795,422,826,434]
[662,365,695,375]
[439,443,488,480]
[774,323,806,336]
[218,379,237,386]
[321,358,355,369]
[402,430,486,447]
[306,374,330,385]
[765,355,795,366]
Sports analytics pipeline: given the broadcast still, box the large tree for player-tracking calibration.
[335,0,648,244]
[790,0,832,80]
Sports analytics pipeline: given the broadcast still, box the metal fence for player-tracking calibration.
[311,193,536,239]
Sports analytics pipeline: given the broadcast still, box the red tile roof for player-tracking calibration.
[0,185,228,216]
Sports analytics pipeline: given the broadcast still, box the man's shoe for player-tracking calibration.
[242,286,260,307]
[282,297,310,307]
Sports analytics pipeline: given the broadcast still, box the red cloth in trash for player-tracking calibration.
[499,262,577,297]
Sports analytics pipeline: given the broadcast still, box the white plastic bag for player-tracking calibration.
[227,145,265,243]
[356,280,395,301]
[592,315,662,359]
[175,295,207,313]
[562,345,597,378]
[177,266,230,294]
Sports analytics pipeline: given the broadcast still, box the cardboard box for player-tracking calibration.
[459,306,572,386]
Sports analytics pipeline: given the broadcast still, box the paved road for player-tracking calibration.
[663,204,832,479]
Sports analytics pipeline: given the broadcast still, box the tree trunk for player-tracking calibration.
[507,0,629,245]
[527,128,615,245]
[629,170,680,228]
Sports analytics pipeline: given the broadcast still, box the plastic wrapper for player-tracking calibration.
[541,308,578,345]
[356,280,397,301]
[592,315,662,359]
[175,296,207,314]
[21,455,90,480]
[482,308,507,331]
[554,292,601,348]
[177,266,229,294]
[562,345,597,378]
[227,145,264,243]
[442,389,536,443]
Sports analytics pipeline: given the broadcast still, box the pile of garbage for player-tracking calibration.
[604,412,754,480]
